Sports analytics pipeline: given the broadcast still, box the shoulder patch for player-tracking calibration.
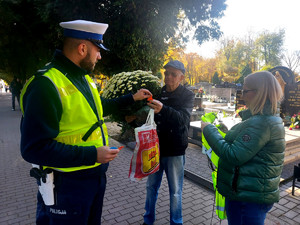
[242,134,251,142]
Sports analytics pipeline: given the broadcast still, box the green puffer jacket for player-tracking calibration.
[203,107,285,204]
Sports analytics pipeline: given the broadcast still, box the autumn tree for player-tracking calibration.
[215,38,239,82]
[213,30,285,82]
[201,58,217,82]
[185,53,201,85]
[164,38,186,64]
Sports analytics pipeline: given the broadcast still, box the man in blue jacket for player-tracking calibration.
[144,60,195,225]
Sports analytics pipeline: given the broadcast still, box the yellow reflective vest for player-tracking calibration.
[20,67,109,172]
[201,113,227,220]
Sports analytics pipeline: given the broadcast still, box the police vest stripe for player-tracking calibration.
[216,206,225,211]
[21,68,109,172]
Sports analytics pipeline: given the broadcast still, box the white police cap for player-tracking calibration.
[59,20,109,50]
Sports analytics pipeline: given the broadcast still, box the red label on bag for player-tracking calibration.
[140,131,157,144]
[141,143,159,174]
[137,129,159,175]
[129,127,160,180]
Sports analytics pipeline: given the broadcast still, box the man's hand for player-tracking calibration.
[147,99,163,114]
[132,89,152,101]
[96,146,120,163]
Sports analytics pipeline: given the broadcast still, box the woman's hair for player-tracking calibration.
[244,71,283,115]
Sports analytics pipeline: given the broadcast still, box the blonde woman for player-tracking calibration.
[202,71,285,225]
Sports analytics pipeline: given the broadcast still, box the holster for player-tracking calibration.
[30,165,55,206]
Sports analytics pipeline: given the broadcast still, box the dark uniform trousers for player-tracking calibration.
[36,163,109,225]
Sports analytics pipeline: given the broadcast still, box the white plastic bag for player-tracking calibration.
[129,109,160,181]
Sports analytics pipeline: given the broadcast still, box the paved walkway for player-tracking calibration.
[0,91,299,225]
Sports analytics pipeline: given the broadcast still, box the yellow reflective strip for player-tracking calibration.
[58,84,78,97]
[215,188,227,219]
[216,206,225,211]
[20,76,35,115]
[45,163,101,172]
[91,82,97,89]
[55,130,103,145]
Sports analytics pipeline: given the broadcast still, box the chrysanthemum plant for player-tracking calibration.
[102,70,162,133]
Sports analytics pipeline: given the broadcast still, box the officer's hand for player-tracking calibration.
[133,89,152,101]
[147,99,163,114]
[96,146,120,163]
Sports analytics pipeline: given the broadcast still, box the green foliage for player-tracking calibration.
[241,64,252,75]
[102,70,161,125]
[255,29,285,67]
[155,72,163,80]
[236,64,252,83]
[212,72,221,84]
[260,65,273,71]
[0,0,227,80]
[183,1,227,44]
[0,0,58,82]
[96,0,227,76]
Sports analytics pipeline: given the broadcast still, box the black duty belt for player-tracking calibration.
[30,167,53,184]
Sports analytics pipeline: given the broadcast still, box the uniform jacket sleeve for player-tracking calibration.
[101,94,135,117]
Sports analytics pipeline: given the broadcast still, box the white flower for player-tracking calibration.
[102,70,161,101]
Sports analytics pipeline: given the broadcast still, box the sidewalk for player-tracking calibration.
[0,92,299,225]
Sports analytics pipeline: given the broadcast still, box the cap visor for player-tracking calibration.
[91,41,109,51]
[99,43,109,51]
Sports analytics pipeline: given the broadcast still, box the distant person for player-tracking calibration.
[9,77,22,110]
[201,71,285,225]
[20,20,151,225]
[143,60,195,225]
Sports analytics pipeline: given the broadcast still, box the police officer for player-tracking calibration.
[20,20,151,225]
